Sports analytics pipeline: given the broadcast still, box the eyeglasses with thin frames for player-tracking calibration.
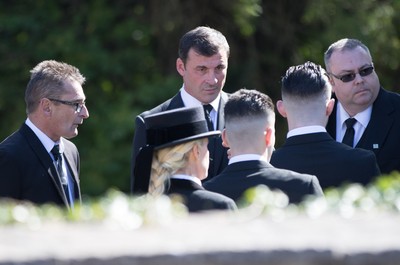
[329,65,374,83]
[48,98,86,112]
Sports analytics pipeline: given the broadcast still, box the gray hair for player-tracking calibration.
[25,60,86,114]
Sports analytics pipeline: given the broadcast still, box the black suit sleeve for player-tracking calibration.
[0,148,20,199]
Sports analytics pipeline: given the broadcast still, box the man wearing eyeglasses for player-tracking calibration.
[325,38,400,174]
[0,60,89,210]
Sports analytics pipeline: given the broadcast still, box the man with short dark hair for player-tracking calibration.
[271,61,380,189]
[204,89,323,204]
[131,26,231,193]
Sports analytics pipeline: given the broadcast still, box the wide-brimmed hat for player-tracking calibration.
[133,106,220,193]
[145,106,220,150]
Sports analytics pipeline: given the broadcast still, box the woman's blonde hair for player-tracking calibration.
[148,138,206,196]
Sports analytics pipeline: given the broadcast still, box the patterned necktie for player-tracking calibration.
[51,144,71,204]
[203,104,214,131]
[342,118,357,147]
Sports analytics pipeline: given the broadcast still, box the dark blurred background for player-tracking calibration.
[1,0,399,196]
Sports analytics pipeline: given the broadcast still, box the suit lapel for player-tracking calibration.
[62,142,81,203]
[357,89,394,153]
[20,124,70,207]
[217,92,229,130]
[329,88,393,153]
[210,92,229,177]
[166,93,185,110]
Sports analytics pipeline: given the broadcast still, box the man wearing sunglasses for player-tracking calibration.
[325,38,400,175]
[0,60,89,210]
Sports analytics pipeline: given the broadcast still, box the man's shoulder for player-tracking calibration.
[266,166,316,181]
[215,160,314,182]
[376,88,400,109]
[138,93,183,118]
[190,189,236,207]
[0,126,25,150]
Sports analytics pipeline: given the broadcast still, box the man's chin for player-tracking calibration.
[64,131,78,139]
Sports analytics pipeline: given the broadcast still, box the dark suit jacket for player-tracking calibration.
[167,178,237,212]
[203,160,323,204]
[327,88,400,174]
[0,123,81,208]
[131,91,229,192]
[270,132,381,189]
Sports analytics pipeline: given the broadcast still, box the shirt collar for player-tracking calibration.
[229,154,268,165]
[180,85,221,112]
[287,126,326,138]
[337,102,372,129]
[25,118,64,153]
[170,174,203,186]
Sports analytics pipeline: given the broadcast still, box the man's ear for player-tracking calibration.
[264,127,273,146]
[221,129,229,148]
[40,98,52,116]
[276,100,287,118]
[176,58,185,76]
[326,98,335,116]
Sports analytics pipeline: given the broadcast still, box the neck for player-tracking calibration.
[229,146,270,161]
[286,112,328,131]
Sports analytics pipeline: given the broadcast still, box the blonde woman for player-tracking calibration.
[134,107,236,213]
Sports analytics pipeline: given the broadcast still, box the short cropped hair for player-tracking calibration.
[281,61,330,100]
[178,26,230,64]
[224,88,274,123]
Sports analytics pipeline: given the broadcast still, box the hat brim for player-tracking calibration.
[154,130,221,150]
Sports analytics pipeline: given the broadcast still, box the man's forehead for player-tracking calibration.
[330,48,371,71]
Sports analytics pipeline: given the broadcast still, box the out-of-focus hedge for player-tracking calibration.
[1,173,399,228]
[1,1,399,196]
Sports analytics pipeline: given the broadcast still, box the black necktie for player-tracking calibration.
[203,104,214,131]
[342,118,357,147]
[51,144,71,204]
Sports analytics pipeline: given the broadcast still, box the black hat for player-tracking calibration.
[133,106,220,193]
[145,106,220,150]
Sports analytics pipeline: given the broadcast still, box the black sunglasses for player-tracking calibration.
[329,66,374,83]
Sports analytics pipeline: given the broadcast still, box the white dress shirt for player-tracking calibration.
[229,154,268,165]
[335,102,372,147]
[180,85,220,129]
[287,125,326,138]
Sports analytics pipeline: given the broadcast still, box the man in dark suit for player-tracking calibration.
[131,26,230,193]
[0,60,89,210]
[270,61,380,189]
[324,38,400,175]
[204,89,323,204]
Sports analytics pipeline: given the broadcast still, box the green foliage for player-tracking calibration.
[301,0,400,90]
[1,173,399,228]
[1,1,400,197]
